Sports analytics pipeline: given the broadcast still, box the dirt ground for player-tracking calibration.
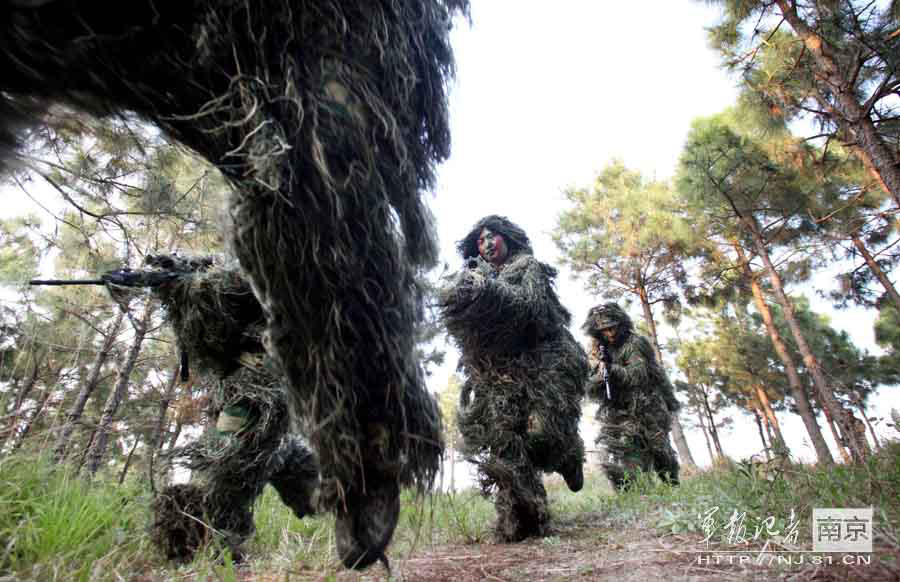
[212,512,899,582]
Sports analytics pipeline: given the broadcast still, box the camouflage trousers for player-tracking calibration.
[151,364,319,562]
[597,409,679,491]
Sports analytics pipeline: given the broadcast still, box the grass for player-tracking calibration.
[0,454,156,581]
[1,442,898,580]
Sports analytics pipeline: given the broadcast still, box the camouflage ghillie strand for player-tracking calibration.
[150,265,319,561]
[150,483,209,563]
[582,303,680,490]
[439,216,588,542]
[1,1,466,569]
[154,263,266,378]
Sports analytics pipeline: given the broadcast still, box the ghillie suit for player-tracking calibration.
[582,303,681,490]
[141,261,319,562]
[0,0,466,569]
[439,215,588,542]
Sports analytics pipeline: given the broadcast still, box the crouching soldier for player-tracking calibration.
[104,255,320,562]
[583,303,680,490]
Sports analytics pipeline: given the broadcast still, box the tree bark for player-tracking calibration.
[118,435,141,485]
[775,0,900,208]
[697,408,716,463]
[2,352,42,451]
[637,289,697,470]
[145,358,181,489]
[850,234,900,310]
[84,303,153,477]
[150,361,180,450]
[807,384,852,463]
[854,401,881,452]
[54,311,125,461]
[754,384,788,455]
[700,389,725,460]
[10,377,56,452]
[743,215,869,462]
[752,408,771,460]
[734,242,833,463]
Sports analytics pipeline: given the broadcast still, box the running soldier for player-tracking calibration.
[439,215,588,542]
[583,303,680,490]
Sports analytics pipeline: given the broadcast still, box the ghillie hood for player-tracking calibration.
[154,263,266,378]
[582,303,633,344]
[457,215,535,261]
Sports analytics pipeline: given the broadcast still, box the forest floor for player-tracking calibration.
[7,447,898,582]
[172,502,898,582]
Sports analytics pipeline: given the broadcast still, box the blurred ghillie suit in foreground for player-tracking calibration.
[0,0,466,569]
[439,215,588,542]
[583,303,680,490]
[118,258,319,563]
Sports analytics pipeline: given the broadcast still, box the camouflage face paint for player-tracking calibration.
[478,227,509,266]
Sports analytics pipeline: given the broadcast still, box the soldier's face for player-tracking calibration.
[478,227,508,266]
[600,327,617,343]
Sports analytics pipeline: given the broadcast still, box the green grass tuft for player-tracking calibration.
[0,453,156,581]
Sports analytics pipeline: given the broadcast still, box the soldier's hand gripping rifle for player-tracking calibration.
[591,343,612,401]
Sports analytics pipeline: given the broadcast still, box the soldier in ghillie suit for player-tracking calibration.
[106,256,320,563]
[1,0,466,569]
[439,215,588,542]
[582,303,681,490]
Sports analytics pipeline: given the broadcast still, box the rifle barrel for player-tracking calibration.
[29,279,106,286]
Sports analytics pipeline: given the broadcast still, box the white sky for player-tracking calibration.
[425,1,897,469]
[1,1,895,469]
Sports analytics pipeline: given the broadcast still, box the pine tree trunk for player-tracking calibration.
[850,234,900,310]
[2,354,41,451]
[753,408,771,460]
[84,303,153,477]
[762,413,776,449]
[118,435,141,485]
[151,361,180,450]
[776,0,900,208]
[145,359,180,489]
[54,311,125,461]
[754,384,788,455]
[637,290,697,470]
[807,386,852,463]
[11,380,55,452]
[744,216,869,462]
[734,243,833,463]
[697,408,716,463]
[701,390,725,459]
[854,401,881,451]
